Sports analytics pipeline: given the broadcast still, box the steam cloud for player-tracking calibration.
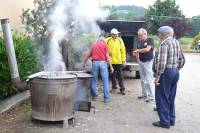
[44,0,108,71]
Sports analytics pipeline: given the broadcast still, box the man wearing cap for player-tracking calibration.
[133,28,155,102]
[152,26,185,128]
[83,37,114,103]
[106,28,126,95]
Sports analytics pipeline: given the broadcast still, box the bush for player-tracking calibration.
[178,37,193,45]
[0,32,38,100]
[178,37,193,49]
[192,32,200,48]
[149,35,160,48]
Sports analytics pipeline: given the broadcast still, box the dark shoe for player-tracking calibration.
[120,90,126,95]
[153,121,170,129]
[170,123,175,126]
[137,95,146,99]
[153,107,157,111]
[145,99,154,103]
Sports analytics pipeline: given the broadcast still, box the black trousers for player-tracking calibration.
[111,64,125,91]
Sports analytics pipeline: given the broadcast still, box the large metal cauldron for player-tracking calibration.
[28,71,77,121]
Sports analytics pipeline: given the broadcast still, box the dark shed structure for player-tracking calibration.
[97,20,145,34]
[97,20,145,61]
[97,20,145,78]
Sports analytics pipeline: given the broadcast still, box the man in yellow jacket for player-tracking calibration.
[106,28,126,95]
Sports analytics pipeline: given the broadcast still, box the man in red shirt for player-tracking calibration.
[83,37,113,103]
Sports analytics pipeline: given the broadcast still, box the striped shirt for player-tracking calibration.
[153,37,185,76]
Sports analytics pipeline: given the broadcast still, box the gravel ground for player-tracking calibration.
[0,53,200,133]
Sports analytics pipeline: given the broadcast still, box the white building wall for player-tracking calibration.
[0,0,33,29]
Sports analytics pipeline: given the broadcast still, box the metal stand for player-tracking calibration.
[63,117,76,128]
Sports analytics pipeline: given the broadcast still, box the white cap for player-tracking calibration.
[111,28,120,34]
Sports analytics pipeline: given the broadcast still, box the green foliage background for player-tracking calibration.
[0,32,38,100]
[102,6,135,20]
[149,35,160,48]
[187,16,200,37]
[145,0,183,34]
[192,32,200,48]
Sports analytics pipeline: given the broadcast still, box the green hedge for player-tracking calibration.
[178,37,193,46]
[0,32,38,100]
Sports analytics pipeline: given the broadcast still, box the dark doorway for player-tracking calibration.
[122,36,134,62]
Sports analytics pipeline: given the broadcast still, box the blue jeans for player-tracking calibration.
[92,61,110,101]
[155,68,179,125]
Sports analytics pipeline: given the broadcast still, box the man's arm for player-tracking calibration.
[154,44,168,77]
[106,53,114,73]
[105,45,114,73]
[135,38,154,53]
[83,50,92,67]
[153,44,168,86]
[174,39,185,69]
[135,45,152,53]
[178,48,185,69]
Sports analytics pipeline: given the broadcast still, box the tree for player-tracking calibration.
[102,5,135,20]
[187,16,200,37]
[103,6,119,20]
[145,0,184,34]
[119,11,135,20]
[21,0,54,45]
[160,18,191,39]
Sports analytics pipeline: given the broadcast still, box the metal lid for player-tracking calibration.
[61,71,92,78]
[28,71,77,79]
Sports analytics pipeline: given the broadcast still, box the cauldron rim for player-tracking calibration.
[28,71,92,80]
[28,71,77,80]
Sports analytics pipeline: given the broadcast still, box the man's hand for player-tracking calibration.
[154,76,160,86]
[132,50,139,60]
[133,49,139,53]
[110,67,114,74]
